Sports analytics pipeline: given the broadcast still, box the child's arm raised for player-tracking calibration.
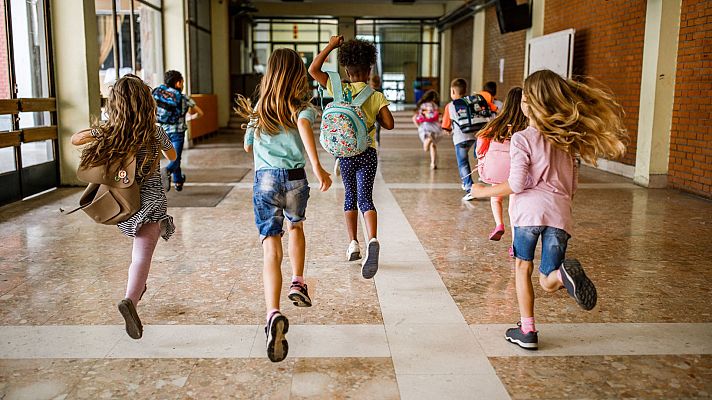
[308,35,343,88]
[297,117,332,192]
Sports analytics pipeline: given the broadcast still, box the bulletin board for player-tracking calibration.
[526,28,575,79]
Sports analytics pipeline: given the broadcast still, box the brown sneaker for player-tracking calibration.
[118,298,143,339]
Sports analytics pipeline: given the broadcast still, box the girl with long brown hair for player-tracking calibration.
[470,69,627,350]
[71,74,177,340]
[235,48,332,362]
[476,87,528,242]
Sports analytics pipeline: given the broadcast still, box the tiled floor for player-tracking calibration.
[1,111,711,399]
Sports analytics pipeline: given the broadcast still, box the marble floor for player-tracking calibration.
[1,111,712,399]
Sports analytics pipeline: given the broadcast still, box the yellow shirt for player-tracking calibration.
[326,78,390,148]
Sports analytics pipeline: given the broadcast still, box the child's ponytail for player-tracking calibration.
[524,70,628,165]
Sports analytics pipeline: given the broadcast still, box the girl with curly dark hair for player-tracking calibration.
[309,36,394,279]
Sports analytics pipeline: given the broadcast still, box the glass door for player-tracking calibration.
[0,0,58,206]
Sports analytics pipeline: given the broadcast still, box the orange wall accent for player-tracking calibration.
[188,94,218,140]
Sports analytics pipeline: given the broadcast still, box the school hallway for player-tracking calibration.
[0,110,710,399]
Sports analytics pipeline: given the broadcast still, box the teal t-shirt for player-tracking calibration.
[244,108,315,171]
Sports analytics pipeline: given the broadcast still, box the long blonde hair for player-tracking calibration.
[79,74,158,179]
[234,48,312,136]
[523,70,628,165]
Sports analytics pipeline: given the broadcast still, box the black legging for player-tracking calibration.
[339,147,378,213]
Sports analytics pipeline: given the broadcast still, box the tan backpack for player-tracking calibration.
[63,158,140,224]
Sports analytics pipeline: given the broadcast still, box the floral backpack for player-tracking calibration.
[319,70,374,158]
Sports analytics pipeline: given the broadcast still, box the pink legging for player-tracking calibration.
[125,222,160,304]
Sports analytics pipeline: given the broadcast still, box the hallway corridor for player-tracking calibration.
[1,111,711,399]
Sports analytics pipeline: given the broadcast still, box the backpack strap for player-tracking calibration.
[352,86,374,107]
[325,71,344,103]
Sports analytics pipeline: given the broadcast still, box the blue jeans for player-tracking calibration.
[455,139,476,191]
[253,168,310,241]
[513,226,571,275]
[166,132,185,183]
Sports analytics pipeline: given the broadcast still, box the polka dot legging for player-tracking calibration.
[339,147,378,213]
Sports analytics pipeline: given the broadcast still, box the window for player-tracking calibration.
[187,0,212,93]
[356,19,440,103]
[95,0,164,96]
[251,18,339,97]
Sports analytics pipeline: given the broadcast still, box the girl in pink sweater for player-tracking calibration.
[470,70,628,350]
[476,87,528,242]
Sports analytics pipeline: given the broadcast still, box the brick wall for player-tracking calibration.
[450,16,473,86]
[0,3,11,99]
[668,0,712,198]
[483,6,526,99]
[544,0,646,166]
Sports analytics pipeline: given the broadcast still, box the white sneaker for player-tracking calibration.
[361,238,380,279]
[462,192,476,201]
[333,159,341,177]
[461,184,467,191]
[347,240,361,261]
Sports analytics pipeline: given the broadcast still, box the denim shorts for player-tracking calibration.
[253,168,310,241]
[512,226,571,275]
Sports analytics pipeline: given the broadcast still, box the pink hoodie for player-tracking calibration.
[508,126,578,234]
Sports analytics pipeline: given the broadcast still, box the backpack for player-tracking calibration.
[62,158,140,225]
[319,71,374,158]
[152,84,183,125]
[415,102,440,123]
[452,94,493,134]
[477,137,511,185]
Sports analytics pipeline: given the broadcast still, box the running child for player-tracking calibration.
[235,48,332,363]
[71,74,177,340]
[152,70,203,192]
[470,70,628,350]
[309,36,394,277]
[412,89,443,169]
[475,87,528,241]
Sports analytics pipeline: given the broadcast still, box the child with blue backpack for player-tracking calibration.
[309,35,394,278]
[441,78,494,201]
[152,70,203,192]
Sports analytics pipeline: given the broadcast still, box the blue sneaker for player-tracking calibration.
[504,322,538,350]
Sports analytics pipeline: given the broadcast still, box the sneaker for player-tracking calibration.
[117,298,143,340]
[504,322,538,350]
[560,259,597,310]
[265,311,289,362]
[333,159,341,177]
[160,167,171,192]
[347,240,361,261]
[489,224,505,241]
[174,173,186,192]
[461,184,467,191]
[361,238,380,279]
[288,281,312,307]
[462,192,475,201]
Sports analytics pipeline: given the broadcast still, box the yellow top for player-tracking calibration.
[326,78,390,148]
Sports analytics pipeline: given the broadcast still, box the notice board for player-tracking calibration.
[526,29,575,79]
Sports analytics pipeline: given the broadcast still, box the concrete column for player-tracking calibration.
[633,0,682,188]
[470,10,486,94]
[162,1,187,84]
[440,28,452,102]
[523,0,545,79]
[212,0,230,128]
[51,0,100,185]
